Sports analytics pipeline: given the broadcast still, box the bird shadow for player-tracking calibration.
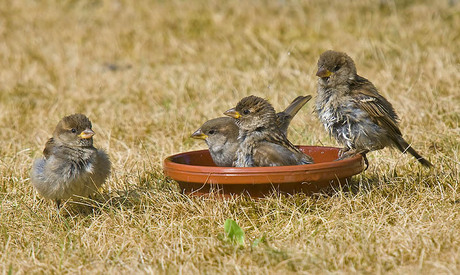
[57,172,181,217]
[57,187,164,217]
[56,188,150,217]
[310,171,396,198]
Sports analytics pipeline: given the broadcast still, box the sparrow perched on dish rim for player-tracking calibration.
[315,50,432,168]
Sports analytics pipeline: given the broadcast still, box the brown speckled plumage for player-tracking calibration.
[30,114,111,208]
[315,50,432,168]
[224,95,314,167]
[192,95,311,167]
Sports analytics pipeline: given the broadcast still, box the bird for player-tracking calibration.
[191,95,312,166]
[315,50,433,168]
[30,114,111,208]
[191,117,239,167]
[223,95,314,167]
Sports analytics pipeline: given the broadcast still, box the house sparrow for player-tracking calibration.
[30,114,111,208]
[191,95,312,166]
[191,117,239,167]
[315,50,433,168]
[223,95,314,167]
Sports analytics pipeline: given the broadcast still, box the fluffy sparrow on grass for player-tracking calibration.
[191,95,312,166]
[30,114,111,208]
[224,95,314,167]
[315,50,432,168]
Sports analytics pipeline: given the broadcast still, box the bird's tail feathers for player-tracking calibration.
[395,136,433,167]
[283,95,312,118]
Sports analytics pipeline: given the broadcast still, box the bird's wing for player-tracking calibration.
[353,88,402,136]
[253,142,300,166]
[43,138,55,159]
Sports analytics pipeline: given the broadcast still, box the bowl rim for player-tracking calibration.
[163,145,362,174]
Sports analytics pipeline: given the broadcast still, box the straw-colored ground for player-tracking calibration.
[1,0,459,273]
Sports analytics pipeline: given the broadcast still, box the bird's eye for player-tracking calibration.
[242,109,250,115]
[208,130,216,135]
[333,65,341,72]
[71,128,77,133]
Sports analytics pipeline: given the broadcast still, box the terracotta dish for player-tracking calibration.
[163,146,364,197]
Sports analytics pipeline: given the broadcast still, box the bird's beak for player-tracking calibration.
[316,67,332,78]
[224,108,241,119]
[191,128,207,140]
[78,129,95,139]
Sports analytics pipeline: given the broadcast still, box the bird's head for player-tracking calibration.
[191,117,238,149]
[316,50,357,87]
[224,95,276,132]
[53,113,95,147]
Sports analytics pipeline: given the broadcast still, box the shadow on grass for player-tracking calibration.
[54,165,428,217]
[56,171,182,217]
[322,164,417,197]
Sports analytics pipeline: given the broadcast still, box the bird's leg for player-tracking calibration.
[88,194,96,207]
[55,199,61,213]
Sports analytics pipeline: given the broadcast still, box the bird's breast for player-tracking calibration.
[317,91,364,134]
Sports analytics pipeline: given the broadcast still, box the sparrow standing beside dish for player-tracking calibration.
[315,50,432,168]
[224,95,314,167]
[191,95,312,166]
[30,114,111,208]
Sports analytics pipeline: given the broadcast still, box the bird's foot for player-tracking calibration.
[336,149,369,170]
[336,148,355,161]
[337,148,349,159]
[362,154,369,171]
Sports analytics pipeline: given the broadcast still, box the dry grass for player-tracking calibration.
[1,0,459,273]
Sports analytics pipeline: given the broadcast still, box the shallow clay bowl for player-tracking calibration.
[163,146,364,197]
